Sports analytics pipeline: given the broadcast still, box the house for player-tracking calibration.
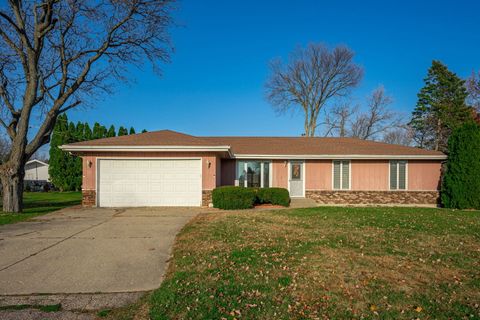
[24,159,50,182]
[60,130,446,207]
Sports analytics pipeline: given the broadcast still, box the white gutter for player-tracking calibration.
[232,154,447,160]
[59,145,446,160]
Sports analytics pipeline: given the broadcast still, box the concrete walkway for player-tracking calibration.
[0,206,200,295]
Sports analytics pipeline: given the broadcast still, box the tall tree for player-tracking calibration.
[466,70,480,118]
[48,114,69,191]
[118,126,128,136]
[349,86,403,140]
[265,43,363,137]
[129,127,136,135]
[0,1,174,212]
[107,125,116,138]
[84,123,92,141]
[409,61,473,152]
[441,123,480,209]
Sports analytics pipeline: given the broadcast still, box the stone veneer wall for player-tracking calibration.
[202,190,213,207]
[306,190,440,205]
[82,190,96,207]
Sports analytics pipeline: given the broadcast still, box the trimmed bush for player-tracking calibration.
[212,186,256,210]
[256,188,290,207]
[212,186,290,210]
[441,122,480,209]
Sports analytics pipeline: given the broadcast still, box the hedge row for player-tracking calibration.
[212,186,290,210]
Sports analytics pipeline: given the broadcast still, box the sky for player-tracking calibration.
[67,0,480,137]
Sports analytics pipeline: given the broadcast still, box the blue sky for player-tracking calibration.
[68,0,480,137]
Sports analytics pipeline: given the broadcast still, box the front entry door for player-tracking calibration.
[289,161,304,197]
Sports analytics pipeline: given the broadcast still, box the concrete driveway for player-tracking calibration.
[0,206,200,295]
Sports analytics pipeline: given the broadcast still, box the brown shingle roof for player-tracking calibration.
[67,130,219,147]
[62,129,445,157]
[202,136,444,156]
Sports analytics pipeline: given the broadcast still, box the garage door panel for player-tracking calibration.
[98,159,202,207]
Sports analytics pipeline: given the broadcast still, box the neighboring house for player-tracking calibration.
[60,130,446,207]
[24,159,50,182]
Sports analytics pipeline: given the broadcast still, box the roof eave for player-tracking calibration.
[232,154,447,160]
[59,145,232,153]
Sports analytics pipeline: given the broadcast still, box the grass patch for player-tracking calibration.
[97,309,112,317]
[0,192,81,225]
[148,206,480,319]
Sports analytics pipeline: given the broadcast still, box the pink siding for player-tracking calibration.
[220,159,236,186]
[408,160,442,191]
[272,160,288,188]
[351,160,389,191]
[80,152,219,191]
[305,160,332,190]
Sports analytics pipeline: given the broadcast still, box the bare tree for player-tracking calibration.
[350,86,403,140]
[265,43,363,137]
[466,70,480,113]
[382,127,414,146]
[0,0,174,212]
[322,103,358,137]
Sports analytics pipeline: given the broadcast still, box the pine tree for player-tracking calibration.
[118,126,128,136]
[441,123,480,209]
[129,127,136,135]
[93,122,102,139]
[84,123,92,140]
[107,125,116,137]
[409,61,473,152]
[75,122,85,141]
[49,114,69,191]
[141,129,147,133]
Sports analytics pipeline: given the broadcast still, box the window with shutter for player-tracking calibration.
[333,160,350,190]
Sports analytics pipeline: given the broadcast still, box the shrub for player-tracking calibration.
[212,186,257,210]
[212,186,290,210]
[441,122,480,209]
[256,188,290,207]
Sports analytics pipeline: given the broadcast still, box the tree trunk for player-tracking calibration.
[1,167,25,213]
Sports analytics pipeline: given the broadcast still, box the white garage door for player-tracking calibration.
[98,159,202,207]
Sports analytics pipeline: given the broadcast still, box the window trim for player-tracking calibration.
[389,160,408,190]
[235,160,272,188]
[332,160,351,190]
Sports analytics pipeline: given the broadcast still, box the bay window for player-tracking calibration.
[236,161,271,188]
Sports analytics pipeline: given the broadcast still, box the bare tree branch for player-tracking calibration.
[0,0,175,212]
[265,43,363,137]
[350,86,403,140]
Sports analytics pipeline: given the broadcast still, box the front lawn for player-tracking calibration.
[142,206,479,319]
[0,192,81,225]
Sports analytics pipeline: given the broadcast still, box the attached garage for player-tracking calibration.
[97,159,202,207]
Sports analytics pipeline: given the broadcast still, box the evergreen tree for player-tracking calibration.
[84,123,92,140]
[409,61,473,152]
[118,126,128,136]
[107,125,116,137]
[141,129,147,133]
[441,123,480,209]
[75,122,85,141]
[49,114,69,191]
[129,127,136,135]
[93,122,102,139]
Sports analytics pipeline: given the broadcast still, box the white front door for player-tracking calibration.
[97,159,202,207]
[288,161,304,197]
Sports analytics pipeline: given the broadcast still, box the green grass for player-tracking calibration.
[143,206,480,320]
[0,192,81,225]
